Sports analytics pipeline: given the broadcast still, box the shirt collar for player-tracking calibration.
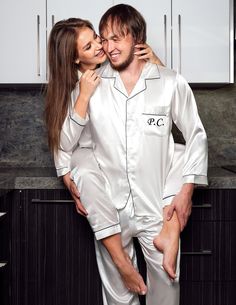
[100,61,161,80]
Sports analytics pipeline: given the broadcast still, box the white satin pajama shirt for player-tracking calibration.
[55,62,208,220]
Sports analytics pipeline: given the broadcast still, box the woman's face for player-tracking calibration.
[76,27,107,72]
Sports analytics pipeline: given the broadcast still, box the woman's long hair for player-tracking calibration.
[45,18,94,154]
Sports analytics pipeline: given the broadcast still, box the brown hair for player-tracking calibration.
[45,18,94,153]
[99,4,146,44]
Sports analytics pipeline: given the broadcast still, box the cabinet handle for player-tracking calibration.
[31,199,74,204]
[164,14,167,66]
[0,212,7,218]
[37,15,40,76]
[178,14,181,74]
[182,250,212,256]
[192,204,212,209]
[52,15,55,28]
[0,261,8,268]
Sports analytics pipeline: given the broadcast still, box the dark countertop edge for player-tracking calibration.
[0,167,236,190]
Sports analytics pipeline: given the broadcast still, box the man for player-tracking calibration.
[58,4,208,305]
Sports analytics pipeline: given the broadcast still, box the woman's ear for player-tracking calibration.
[75,58,80,64]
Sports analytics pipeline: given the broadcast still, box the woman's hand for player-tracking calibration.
[134,43,164,66]
[79,69,101,101]
[74,70,100,118]
[62,172,88,216]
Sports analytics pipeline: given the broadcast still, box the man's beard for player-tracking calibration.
[110,44,135,72]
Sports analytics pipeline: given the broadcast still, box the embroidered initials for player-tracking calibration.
[147,117,164,127]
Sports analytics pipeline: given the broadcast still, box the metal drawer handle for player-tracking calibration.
[192,204,212,209]
[182,250,212,256]
[31,199,74,204]
[0,212,7,218]
[0,261,8,268]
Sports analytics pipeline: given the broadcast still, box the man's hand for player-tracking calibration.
[62,172,88,217]
[166,183,194,231]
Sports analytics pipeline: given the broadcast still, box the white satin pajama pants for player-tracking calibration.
[71,144,184,305]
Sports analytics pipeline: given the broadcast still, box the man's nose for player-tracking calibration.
[107,40,115,53]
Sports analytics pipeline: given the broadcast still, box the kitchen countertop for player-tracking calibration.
[0,167,236,194]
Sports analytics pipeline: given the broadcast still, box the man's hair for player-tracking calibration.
[99,4,146,43]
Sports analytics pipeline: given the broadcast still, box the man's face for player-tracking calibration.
[100,21,135,71]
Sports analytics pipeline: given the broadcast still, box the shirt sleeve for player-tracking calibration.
[59,84,89,152]
[171,73,208,186]
[54,148,72,177]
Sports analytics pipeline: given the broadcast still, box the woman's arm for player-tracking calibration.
[60,70,100,152]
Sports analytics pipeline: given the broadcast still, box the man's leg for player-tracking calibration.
[94,199,142,305]
[137,217,180,305]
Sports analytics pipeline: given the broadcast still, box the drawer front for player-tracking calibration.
[0,212,9,261]
[192,189,236,221]
[0,262,9,305]
[181,221,213,281]
[181,221,236,281]
[180,281,236,305]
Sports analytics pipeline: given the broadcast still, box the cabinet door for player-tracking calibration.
[0,0,46,83]
[47,0,113,35]
[12,189,103,305]
[113,1,172,67]
[172,0,233,83]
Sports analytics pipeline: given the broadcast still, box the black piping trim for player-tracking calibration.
[69,114,86,127]
[93,222,120,233]
[163,194,176,200]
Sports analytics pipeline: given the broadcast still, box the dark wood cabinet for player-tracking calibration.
[180,189,236,305]
[11,189,103,305]
[0,190,12,305]
[0,188,236,305]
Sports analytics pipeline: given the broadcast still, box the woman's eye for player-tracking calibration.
[85,45,91,50]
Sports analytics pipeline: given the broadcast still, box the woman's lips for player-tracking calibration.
[96,50,105,57]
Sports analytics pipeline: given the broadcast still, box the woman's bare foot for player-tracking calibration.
[153,218,180,280]
[114,253,147,295]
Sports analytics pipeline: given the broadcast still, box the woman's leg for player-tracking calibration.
[153,209,180,280]
[153,143,184,280]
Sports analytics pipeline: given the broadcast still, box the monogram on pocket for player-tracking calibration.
[142,106,170,137]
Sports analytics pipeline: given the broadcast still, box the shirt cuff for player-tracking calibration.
[56,166,71,177]
[94,223,121,240]
[162,194,176,207]
[69,111,89,127]
[183,174,208,186]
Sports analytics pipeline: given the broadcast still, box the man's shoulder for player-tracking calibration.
[157,64,177,79]
[144,62,177,81]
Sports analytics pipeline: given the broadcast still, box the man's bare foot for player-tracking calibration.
[153,225,179,280]
[114,253,147,295]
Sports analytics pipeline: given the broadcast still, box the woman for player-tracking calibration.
[45,18,181,295]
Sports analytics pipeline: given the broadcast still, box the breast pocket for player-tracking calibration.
[142,106,170,137]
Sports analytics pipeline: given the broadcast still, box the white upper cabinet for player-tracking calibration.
[172,0,233,83]
[0,0,46,83]
[114,0,234,83]
[47,0,113,35]
[0,1,234,83]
